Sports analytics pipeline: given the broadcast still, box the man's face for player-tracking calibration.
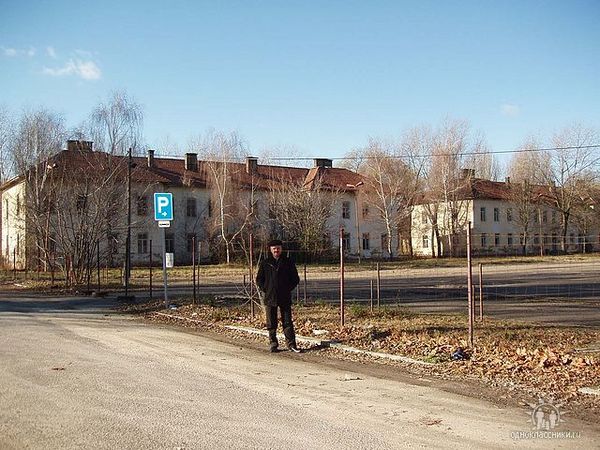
[270,245,282,259]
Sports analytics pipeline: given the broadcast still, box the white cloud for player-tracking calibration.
[1,46,35,57]
[501,103,520,117]
[43,59,102,80]
[46,46,57,58]
[2,47,17,56]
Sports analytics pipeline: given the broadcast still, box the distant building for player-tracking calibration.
[0,141,390,269]
[411,175,599,257]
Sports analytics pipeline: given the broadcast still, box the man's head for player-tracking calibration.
[268,239,283,259]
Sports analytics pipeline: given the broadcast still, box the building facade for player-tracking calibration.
[411,177,599,257]
[0,141,391,269]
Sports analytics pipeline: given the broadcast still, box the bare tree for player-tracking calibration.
[11,108,66,176]
[531,124,600,252]
[0,105,14,183]
[269,173,339,260]
[351,136,422,258]
[464,132,500,181]
[193,130,254,264]
[506,138,545,254]
[422,120,475,257]
[89,90,144,155]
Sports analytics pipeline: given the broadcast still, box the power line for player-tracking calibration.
[266,144,600,162]
[133,144,600,163]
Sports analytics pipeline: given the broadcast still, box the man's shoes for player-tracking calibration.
[269,343,279,353]
[289,344,302,353]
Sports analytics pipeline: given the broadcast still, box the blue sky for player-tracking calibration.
[1,0,599,161]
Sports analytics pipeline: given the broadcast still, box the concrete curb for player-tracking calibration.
[578,387,600,396]
[224,325,433,366]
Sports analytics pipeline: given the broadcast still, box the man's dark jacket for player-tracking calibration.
[256,255,300,307]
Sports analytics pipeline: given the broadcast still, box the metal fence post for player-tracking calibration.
[149,239,153,300]
[376,262,381,309]
[303,262,307,303]
[467,222,474,347]
[340,226,345,327]
[479,262,483,321]
[192,236,196,305]
[249,233,253,317]
[370,279,374,313]
[97,240,101,293]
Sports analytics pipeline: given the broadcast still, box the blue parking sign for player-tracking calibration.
[154,193,173,221]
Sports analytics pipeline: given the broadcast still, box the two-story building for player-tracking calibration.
[411,174,598,257]
[0,141,390,269]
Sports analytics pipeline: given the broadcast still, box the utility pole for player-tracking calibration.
[125,147,132,296]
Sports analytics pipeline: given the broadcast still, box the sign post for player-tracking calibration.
[154,193,173,307]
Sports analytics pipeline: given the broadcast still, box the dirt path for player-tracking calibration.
[1,303,598,449]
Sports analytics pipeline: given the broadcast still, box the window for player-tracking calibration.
[542,210,547,223]
[422,234,429,249]
[551,211,557,224]
[481,233,487,247]
[16,195,20,215]
[480,207,486,222]
[534,234,539,245]
[494,233,500,246]
[186,234,197,253]
[570,233,575,244]
[342,232,351,251]
[136,195,148,216]
[421,212,428,224]
[507,233,513,246]
[362,204,369,218]
[207,199,213,218]
[493,208,499,222]
[165,233,174,253]
[362,233,370,251]
[381,234,388,251]
[186,198,197,217]
[76,194,87,212]
[5,199,8,220]
[507,208,513,222]
[342,201,351,219]
[137,233,148,254]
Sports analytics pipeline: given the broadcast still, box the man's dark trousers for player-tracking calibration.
[265,305,296,347]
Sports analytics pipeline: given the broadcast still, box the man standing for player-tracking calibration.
[256,239,301,353]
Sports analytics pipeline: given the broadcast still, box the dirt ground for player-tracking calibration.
[121,298,600,424]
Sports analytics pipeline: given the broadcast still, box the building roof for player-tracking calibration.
[415,177,556,205]
[0,146,364,194]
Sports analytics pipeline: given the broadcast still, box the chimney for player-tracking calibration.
[505,176,511,184]
[147,149,155,168]
[185,153,198,171]
[67,140,93,152]
[314,158,333,168]
[246,156,258,174]
[461,168,475,179]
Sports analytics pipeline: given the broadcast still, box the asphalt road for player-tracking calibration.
[2,295,599,449]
